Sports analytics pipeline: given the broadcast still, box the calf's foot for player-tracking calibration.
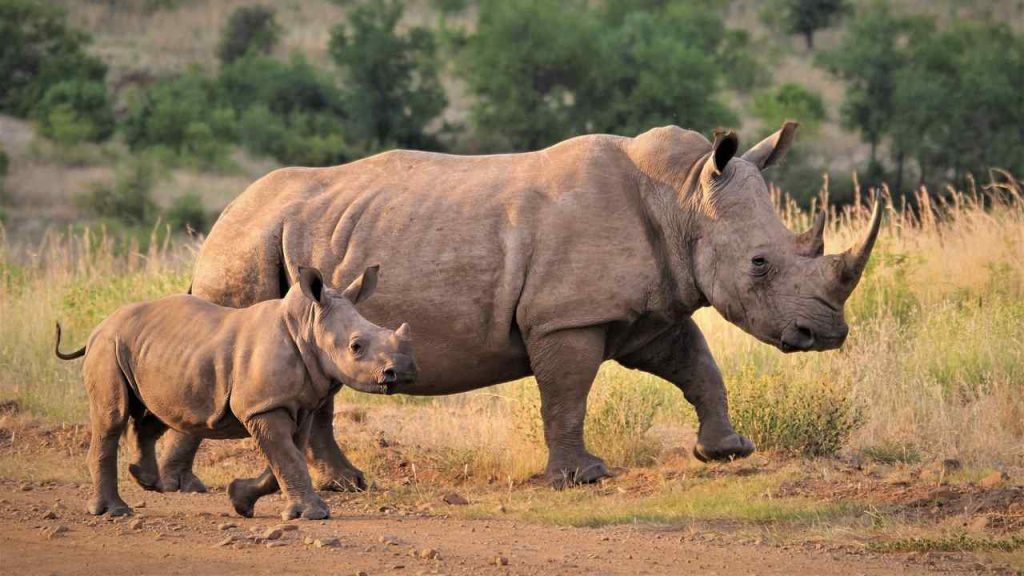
[693,431,755,463]
[88,495,132,516]
[546,452,611,489]
[228,478,259,518]
[282,495,330,521]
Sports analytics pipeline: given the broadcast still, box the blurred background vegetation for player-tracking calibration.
[0,0,1020,240]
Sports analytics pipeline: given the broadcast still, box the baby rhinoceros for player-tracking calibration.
[55,265,417,520]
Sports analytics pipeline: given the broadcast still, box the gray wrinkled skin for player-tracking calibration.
[56,267,417,519]
[161,122,881,489]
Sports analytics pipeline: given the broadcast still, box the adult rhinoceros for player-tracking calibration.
[155,122,881,492]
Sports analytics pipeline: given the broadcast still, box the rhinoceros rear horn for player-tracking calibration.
[832,202,883,300]
[797,209,826,256]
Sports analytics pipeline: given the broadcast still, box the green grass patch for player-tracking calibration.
[869,533,1024,553]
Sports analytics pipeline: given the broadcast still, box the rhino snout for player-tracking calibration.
[780,321,848,353]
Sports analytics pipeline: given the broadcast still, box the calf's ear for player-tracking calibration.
[742,121,798,170]
[298,266,325,305]
[343,265,380,305]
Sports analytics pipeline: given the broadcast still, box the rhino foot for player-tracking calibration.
[161,470,208,494]
[311,463,367,492]
[228,479,258,518]
[128,463,164,493]
[693,432,755,463]
[88,496,132,517]
[546,454,611,490]
[282,497,330,521]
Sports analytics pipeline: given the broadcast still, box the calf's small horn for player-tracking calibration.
[834,202,883,299]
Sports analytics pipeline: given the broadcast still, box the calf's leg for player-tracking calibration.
[243,410,327,520]
[84,358,132,516]
[618,318,753,462]
[527,327,610,489]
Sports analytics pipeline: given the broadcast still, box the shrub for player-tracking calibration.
[122,68,236,168]
[0,0,108,117]
[727,371,863,457]
[752,83,826,135]
[34,79,116,145]
[220,54,350,165]
[218,5,280,64]
[166,192,209,232]
[77,157,161,225]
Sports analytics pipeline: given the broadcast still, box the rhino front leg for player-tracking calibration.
[618,318,753,462]
[528,327,611,489]
[157,431,208,493]
[305,396,367,492]
[245,410,328,520]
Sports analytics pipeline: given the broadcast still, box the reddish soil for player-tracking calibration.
[1,478,956,576]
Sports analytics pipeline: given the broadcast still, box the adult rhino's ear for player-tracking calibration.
[706,129,739,177]
[343,265,379,305]
[742,121,798,170]
[298,266,325,306]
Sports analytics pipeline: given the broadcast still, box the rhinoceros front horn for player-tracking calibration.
[832,202,883,301]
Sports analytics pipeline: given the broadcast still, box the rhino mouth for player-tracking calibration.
[378,382,391,395]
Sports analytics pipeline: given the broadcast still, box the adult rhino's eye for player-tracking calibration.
[751,256,769,275]
[349,340,363,355]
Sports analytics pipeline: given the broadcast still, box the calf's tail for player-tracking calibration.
[54,322,86,360]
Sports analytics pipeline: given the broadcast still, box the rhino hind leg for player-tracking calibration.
[84,354,133,516]
[528,327,612,489]
[127,412,168,493]
[157,431,208,493]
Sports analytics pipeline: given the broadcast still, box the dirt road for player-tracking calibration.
[0,478,954,576]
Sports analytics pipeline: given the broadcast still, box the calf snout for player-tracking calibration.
[380,355,418,385]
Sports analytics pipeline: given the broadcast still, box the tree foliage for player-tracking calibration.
[461,0,747,151]
[0,0,113,143]
[217,5,281,64]
[329,0,447,150]
[763,0,850,50]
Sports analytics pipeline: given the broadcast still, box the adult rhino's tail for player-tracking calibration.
[54,322,86,360]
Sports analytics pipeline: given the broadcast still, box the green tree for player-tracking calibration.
[329,0,447,150]
[461,0,597,150]
[751,83,826,134]
[461,0,745,151]
[817,3,924,181]
[0,0,110,120]
[892,20,1024,188]
[217,5,281,65]
[763,0,850,50]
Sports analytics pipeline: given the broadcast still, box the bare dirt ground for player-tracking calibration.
[1,478,950,576]
[0,415,1017,575]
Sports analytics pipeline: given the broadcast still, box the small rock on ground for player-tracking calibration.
[442,492,469,506]
[262,527,283,541]
[314,537,340,548]
[218,522,238,531]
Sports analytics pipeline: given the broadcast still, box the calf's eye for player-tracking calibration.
[350,341,363,354]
